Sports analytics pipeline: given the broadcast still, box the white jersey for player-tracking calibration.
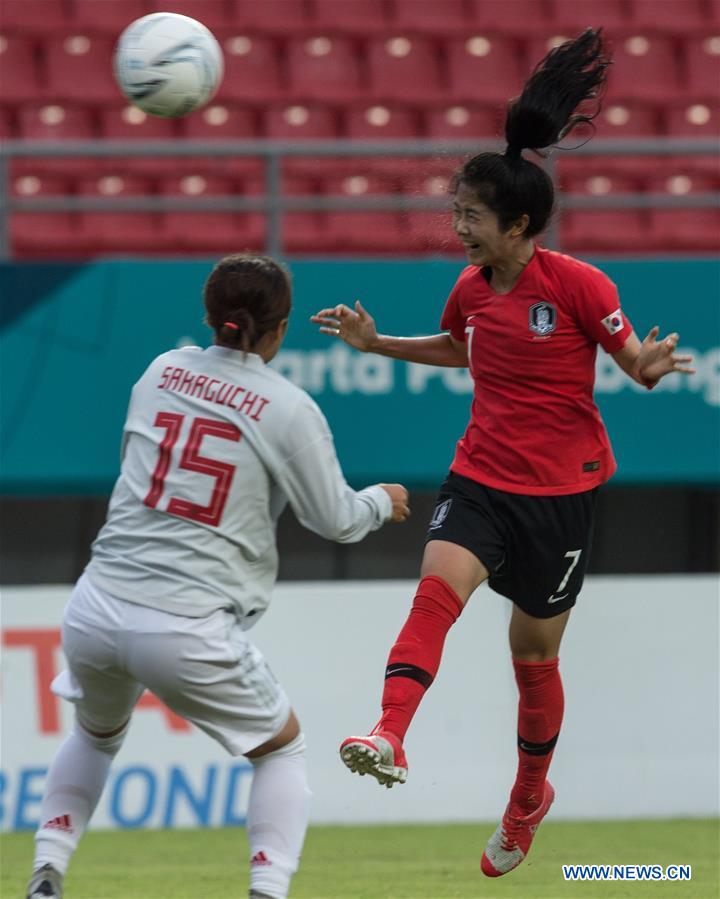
[87,345,391,626]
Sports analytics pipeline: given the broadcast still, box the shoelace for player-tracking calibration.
[500,813,523,851]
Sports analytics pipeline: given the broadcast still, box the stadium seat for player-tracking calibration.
[627,0,707,33]
[396,169,457,253]
[388,0,469,34]
[286,36,365,101]
[147,1,233,30]
[244,174,326,254]
[446,36,525,103]
[214,34,284,101]
[0,0,71,34]
[425,104,501,139]
[683,36,720,98]
[181,103,261,177]
[0,105,14,137]
[0,35,43,102]
[594,102,662,137]
[264,103,340,138]
[466,0,551,35]
[560,210,652,253]
[605,35,682,102]
[160,172,263,253]
[311,0,389,35]
[10,170,82,258]
[344,103,420,139]
[70,1,151,33]
[664,103,720,138]
[43,34,119,102]
[559,171,643,196]
[76,173,169,253]
[17,102,96,148]
[549,0,628,32]
[319,172,407,252]
[97,105,179,175]
[230,0,311,33]
[366,36,444,102]
[649,210,720,252]
[644,170,719,196]
[711,0,720,24]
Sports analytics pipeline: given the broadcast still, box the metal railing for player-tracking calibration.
[0,137,717,259]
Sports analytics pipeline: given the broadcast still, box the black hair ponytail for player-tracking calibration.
[453,29,611,238]
[505,28,611,158]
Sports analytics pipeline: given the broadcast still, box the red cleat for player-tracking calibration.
[481,781,555,877]
[339,729,408,788]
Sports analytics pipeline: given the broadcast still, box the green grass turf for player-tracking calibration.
[3,820,718,898]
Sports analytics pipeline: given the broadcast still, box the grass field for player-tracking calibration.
[3,820,718,898]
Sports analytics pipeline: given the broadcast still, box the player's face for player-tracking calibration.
[452,183,517,266]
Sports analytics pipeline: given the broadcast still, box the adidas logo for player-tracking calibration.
[42,814,73,833]
[251,851,272,867]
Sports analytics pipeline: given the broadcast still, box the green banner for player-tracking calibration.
[1,258,718,493]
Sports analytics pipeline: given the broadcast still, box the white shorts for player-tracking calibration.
[54,572,291,756]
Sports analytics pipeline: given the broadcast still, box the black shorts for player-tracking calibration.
[425,472,598,619]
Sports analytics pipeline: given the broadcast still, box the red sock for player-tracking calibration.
[510,657,564,812]
[376,575,464,742]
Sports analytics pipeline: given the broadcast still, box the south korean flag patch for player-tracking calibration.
[601,308,625,335]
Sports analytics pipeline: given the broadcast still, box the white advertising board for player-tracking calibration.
[2,575,718,832]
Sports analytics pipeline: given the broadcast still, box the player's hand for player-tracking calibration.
[310,300,378,352]
[637,326,695,385]
[380,483,410,523]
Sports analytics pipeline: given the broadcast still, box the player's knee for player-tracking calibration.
[248,732,306,765]
[75,716,130,757]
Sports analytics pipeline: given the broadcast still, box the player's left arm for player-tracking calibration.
[612,326,695,388]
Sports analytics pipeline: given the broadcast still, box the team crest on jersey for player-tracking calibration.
[429,499,452,530]
[528,302,557,336]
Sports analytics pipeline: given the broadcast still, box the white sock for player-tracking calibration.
[34,721,127,875]
[246,733,311,899]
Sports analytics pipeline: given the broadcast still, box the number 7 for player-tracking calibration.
[553,549,582,595]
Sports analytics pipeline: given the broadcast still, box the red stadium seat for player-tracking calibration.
[560,210,653,253]
[664,103,720,138]
[683,36,720,98]
[446,36,525,103]
[606,35,682,102]
[366,35,444,102]
[549,0,628,32]
[594,101,662,137]
[181,103,261,177]
[711,0,720,24]
[649,210,720,252]
[244,175,326,254]
[214,34,284,101]
[311,0,388,34]
[396,168,457,253]
[559,171,643,196]
[160,172,264,253]
[0,36,42,102]
[425,104,501,139]
[286,36,365,101]
[389,0,469,34]
[644,170,719,196]
[17,101,95,138]
[319,172,407,253]
[0,0,71,34]
[76,173,169,253]
[344,103,420,139]
[230,0,310,33]
[467,0,551,35]
[43,34,119,102]
[147,1,233,30]
[97,105,179,175]
[264,103,340,138]
[70,1,151,33]
[10,171,81,258]
[628,0,707,33]
[0,105,14,137]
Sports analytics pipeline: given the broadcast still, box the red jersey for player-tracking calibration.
[440,246,632,496]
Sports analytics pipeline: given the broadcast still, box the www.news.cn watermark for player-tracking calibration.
[562,864,692,882]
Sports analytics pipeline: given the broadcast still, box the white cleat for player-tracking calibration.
[26,864,64,899]
[339,731,408,788]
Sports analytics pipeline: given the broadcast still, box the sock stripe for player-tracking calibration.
[384,662,433,688]
[517,732,559,756]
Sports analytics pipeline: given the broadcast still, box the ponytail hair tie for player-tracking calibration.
[505,145,523,160]
[223,321,240,331]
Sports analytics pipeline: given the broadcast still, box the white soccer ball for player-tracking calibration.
[113,12,224,118]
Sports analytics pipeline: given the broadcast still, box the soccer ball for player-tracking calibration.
[113,12,224,118]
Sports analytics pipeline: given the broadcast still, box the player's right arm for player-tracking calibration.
[311,300,467,367]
